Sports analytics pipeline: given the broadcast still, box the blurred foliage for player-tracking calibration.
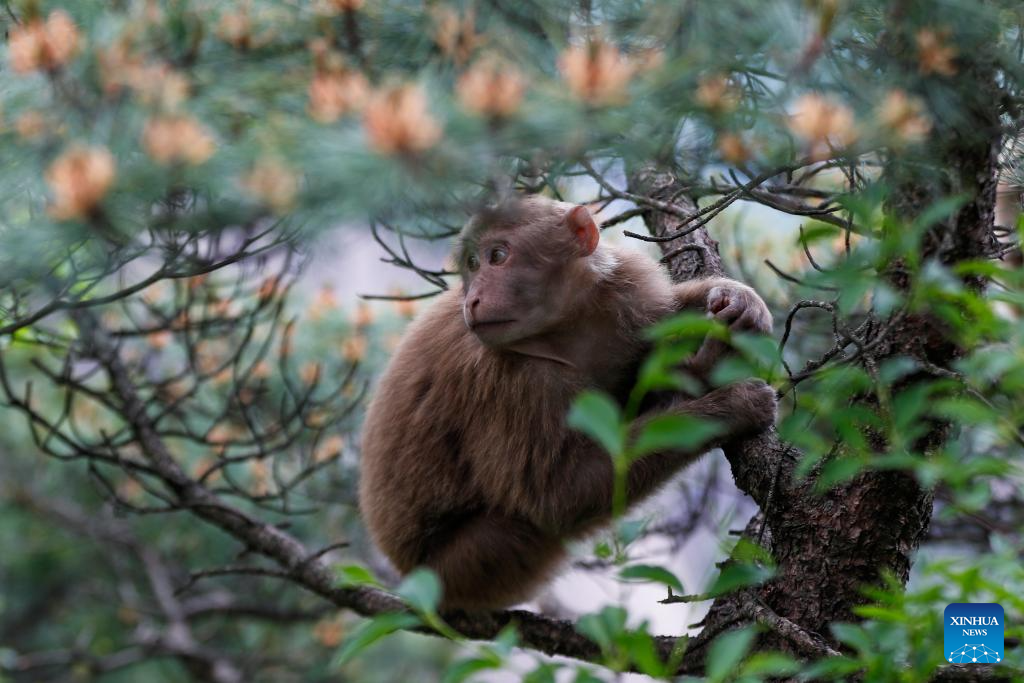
[0,0,1023,681]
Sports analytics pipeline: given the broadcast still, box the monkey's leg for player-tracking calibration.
[531,380,777,535]
[624,380,777,500]
[422,514,565,611]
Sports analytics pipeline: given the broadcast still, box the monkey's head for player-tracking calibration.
[455,195,602,348]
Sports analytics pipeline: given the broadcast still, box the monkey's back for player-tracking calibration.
[359,289,587,574]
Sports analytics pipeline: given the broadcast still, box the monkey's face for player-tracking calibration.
[459,232,563,347]
[458,205,600,348]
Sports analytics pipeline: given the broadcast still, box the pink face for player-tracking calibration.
[458,205,600,348]
[460,230,556,347]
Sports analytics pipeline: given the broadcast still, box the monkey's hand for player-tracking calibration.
[706,283,772,334]
[703,379,778,434]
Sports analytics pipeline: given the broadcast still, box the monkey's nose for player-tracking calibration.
[464,297,481,326]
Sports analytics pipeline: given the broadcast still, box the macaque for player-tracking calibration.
[359,195,776,610]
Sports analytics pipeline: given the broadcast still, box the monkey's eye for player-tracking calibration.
[466,254,480,272]
[489,246,509,266]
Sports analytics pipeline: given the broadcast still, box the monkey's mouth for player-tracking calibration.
[469,319,516,331]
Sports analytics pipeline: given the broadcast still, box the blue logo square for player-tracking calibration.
[944,603,1004,664]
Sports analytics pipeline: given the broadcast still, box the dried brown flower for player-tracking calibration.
[99,43,189,110]
[15,111,48,140]
[314,435,345,463]
[46,145,117,221]
[717,132,751,165]
[313,617,345,647]
[916,28,957,77]
[696,75,740,113]
[240,158,298,213]
[559,41,634,106]
[342,335,368,362]
[258,276,281,303]
[308,39,369,122]
[249,459,269,496]
[300,362,322,384]
[330,0,364,9]
[142,115,216,165]
[136,65,190,110]
[147,331,172,350]
[116,478,144,503]
[352,302,374,328]
[433,6,482,65]
[393,296,417,319]
[9,10,80,74]
[191,457,222,483]
[876,90,931,144]
[788,93,857,158]
[309,68,370,122]
[363,84,442,155]
[457,58,526,117]
[218,8,253,49]
[207,424,236,449]
[309,285,339,320]
[251,360,272,379]
[97,40,145,96]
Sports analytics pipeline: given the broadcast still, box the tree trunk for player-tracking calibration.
[629,71,1002,662]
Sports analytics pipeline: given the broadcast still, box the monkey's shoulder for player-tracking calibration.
[599,246,677,322]
[383,291,580,409]
[386,290,478,367]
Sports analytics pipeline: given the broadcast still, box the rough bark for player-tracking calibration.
[628,167,928,656]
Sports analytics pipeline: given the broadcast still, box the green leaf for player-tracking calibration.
[524,663,558,683]
[741,652,800,677]
[730,332,782,370]
[568,391,625,457]
[799,223,841,244]
[332,612,421,667]
[577,606,628,652]
[705,626,756,682]
[831,622,872,653]
[619,564,684,592]
[731,538,775,565]
[441,656,502,683]
[615,518,649,546]
[931,397,995,426]
[492,624,519,654]
[397,568,442,614]
[815,457,867,491]
[622,628,668,677]
[572,669,606,683]
[645,312,724,342]
[635,347,704,396]
[335,564,380,588]
[852,605,908,623]
[799,656,862,680]
[910,194,967,233]
[631,414,724,457]
[709,562,775,596]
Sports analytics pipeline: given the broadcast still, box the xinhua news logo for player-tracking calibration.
[944,603,1004,664]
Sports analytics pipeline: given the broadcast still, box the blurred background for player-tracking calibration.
[1,1,1023,681]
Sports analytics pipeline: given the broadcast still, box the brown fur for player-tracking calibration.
[359,195,775,610]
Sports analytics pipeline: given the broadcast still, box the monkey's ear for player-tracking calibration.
[567,206,599,256]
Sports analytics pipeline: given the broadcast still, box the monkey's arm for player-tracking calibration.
[673,276,734,310]
[672,278,773,380]
[528,381,777,534]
